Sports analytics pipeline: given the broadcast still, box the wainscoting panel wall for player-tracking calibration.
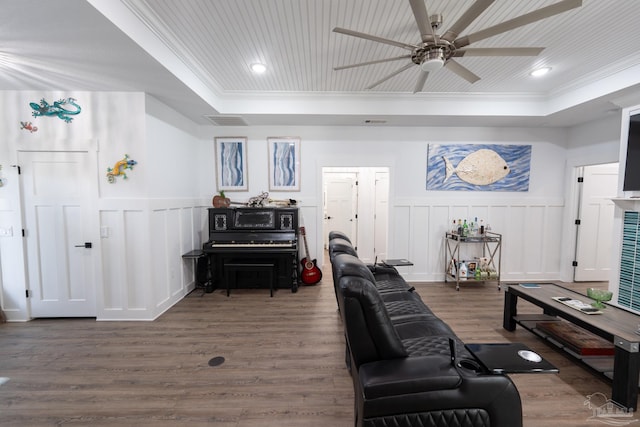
[391,199,565,282]
[125,210,150,311]
[98,201,208,320]
[391,205,412,264]
[99,209,148,316]
[150,209,171,304]
[299,203,322,264]
[412,205,431,279]
[152,207,195,311]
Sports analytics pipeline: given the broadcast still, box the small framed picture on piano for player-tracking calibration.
[268,137,300,191]
[215,137,248,191]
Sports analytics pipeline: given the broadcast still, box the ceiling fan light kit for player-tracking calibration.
[421,57,444,73]
[418,48,446,72]
[333,0,582,92]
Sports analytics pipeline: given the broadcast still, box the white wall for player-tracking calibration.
[199,125,595,283]
[0,89,624,321]
[0,90,151,321]
[96,95,206,320]
[562,114,622,282]
[0,91,205,321]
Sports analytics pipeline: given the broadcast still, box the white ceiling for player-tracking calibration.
[2,0,640,128]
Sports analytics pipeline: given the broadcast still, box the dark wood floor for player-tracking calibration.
[1,257,639,426]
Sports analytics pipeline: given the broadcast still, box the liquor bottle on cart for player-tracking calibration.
[459,261,468,280]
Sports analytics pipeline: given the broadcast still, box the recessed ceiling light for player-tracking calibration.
[250,63,266,73]
[530,67,551,77]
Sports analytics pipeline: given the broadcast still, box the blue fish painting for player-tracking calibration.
[427,144,531,191]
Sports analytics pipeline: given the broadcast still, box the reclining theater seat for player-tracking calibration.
[327,236,409,291]
[341,277,523,427]
[331,253,430,324]
[328,230,523,427]
[328,238,413,293]
[328,230,352,243]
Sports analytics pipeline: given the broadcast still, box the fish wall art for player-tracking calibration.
[426,144,531,191]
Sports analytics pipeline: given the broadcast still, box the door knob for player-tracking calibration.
[75,242,92,248]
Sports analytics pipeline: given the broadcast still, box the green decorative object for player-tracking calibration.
[30,97,81,123]
[587,288,613,309]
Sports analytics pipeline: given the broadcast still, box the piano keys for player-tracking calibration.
[204,207,300,293]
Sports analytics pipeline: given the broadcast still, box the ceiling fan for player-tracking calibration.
[333,0,582,93]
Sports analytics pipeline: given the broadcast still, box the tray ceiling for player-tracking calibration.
[2,0,640,127]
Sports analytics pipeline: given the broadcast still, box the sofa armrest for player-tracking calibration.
[358,356,523,427]
[359,356,461,399]
[368,264,399,275]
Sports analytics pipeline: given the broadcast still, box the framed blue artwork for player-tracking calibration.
[427,144,531,191]
[215,137,248,191]
[268,137,300,191]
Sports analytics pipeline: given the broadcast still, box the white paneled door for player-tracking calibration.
[20,151,96,317]
[324,173,358,247]
[374,171,389,261]
[574,163,619,282]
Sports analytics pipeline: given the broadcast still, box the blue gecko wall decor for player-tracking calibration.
[29,97,82,123]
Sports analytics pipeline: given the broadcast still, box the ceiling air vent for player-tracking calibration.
[204,115,248,126]
[364,119,387,124]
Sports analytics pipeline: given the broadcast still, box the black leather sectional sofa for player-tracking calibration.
[328,231,523,427]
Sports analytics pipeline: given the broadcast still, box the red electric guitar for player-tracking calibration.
[299,227,322,285]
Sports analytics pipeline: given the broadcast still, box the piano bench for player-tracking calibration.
[224,263,276,297]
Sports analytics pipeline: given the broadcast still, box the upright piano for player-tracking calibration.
[203,207,299,293]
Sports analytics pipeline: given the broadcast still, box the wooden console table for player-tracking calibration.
[503,283,640,411]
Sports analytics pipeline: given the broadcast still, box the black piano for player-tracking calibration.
[203,207,299,294]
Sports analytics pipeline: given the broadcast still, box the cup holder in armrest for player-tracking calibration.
[457,358,484,373]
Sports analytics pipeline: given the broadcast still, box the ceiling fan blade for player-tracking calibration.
[366,63,415,90]
[441,0,495,42]
[454,0,582,48]
[454,47,544,57]
[408,0,435,43]
[444,59,481,84]
[334,55,412,71]
[333,27,415,50]
[413,71,429,93]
